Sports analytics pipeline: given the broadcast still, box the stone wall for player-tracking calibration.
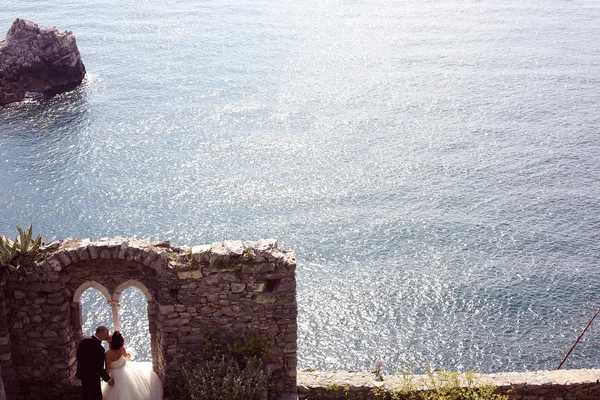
[0,360,4,400]
[0,237,297,400]
[0,287,10,400]
[297,368,600,400]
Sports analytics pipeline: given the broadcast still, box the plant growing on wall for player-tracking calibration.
[173,329,270,400]
[0,225,42,285]
[371,366,508,400]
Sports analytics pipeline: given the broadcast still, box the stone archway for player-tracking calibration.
[62,251,163,383]
[112,280,156,363]
[114,280,153,302]
[72,281,113,333]
[1,237,297,399]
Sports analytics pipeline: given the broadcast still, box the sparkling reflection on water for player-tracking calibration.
[2,0,600,373]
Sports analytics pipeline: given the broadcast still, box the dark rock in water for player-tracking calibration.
[0,18,86,105]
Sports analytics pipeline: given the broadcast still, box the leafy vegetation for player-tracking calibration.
[0,225,42,285]
[372,365,508,400]
[242,247,255,262]
[172,328,270,400]
[179,354,267,400]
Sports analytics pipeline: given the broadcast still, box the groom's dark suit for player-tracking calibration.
[76,336,112,400]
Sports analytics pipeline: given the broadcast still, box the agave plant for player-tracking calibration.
[0,236,17,286]
[0,225,42,286]
[0,235,17,266]
[15,225,42,256]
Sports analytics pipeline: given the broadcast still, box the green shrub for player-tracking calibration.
[179,354,267,400]
[373,366,508,400]
[173,328,270,400]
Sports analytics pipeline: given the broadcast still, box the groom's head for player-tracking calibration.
[95,326,110,341]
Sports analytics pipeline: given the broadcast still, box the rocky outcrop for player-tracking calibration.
[0,18,86,105]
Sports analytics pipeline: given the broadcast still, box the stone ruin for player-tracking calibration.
[0,237,297,399]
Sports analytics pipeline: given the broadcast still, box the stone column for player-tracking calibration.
[108,301,120,331]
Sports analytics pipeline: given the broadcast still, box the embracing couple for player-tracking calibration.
[76,326,163,400]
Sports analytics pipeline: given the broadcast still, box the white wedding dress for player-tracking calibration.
[101,356,163,400]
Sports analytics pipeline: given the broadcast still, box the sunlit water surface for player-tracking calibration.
[2,0,600,373]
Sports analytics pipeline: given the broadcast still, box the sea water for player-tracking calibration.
[1,0,600,372]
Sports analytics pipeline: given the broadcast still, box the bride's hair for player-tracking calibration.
[110,331,124,350]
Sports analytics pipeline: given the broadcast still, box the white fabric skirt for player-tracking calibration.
[102,358,163,400]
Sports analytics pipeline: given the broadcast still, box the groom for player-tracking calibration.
[76,325,115,400]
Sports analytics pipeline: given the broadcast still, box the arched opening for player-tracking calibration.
[116,286,152,362]
[79,287,113,340]
[113,280,156,365]
[68,281,114,382]
[69,277,162,383]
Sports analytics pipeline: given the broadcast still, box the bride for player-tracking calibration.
[102,331,163,400]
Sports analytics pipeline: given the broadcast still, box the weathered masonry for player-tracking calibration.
[0,237,297,399]
[296,369,600,400]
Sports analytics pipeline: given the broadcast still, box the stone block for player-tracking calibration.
[210,242,229,257]
[47,257,63,271]
[100,248,112,259]
[268,250,285,261]
[200,305,220,315]
[203,272,239,285]
[117,241,128,259]
[256,239,278,251]
[178,298,198,306]
[88,245,99,259]
[231,283,246,293]
[242,264,275,274]
[180,283,198,289]
[77,247,91,261]
[142,251,158,265]
[67,249,80,264]
[247,283,266,292]
[47,297,64,305]
[177,271,203,280]
[57,252,71,266]
[224,240,244,256]
[207,294,218,303]
[180,313,193,324]
[133,249,143,262]
[191,245,211,262]
[255,294,277,304]
[150,258,167,269]
[159,305,174,315]
[160,318,184,326]
[45,271,60,282]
